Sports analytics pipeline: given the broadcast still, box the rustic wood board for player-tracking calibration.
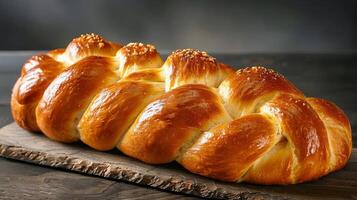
[0,123,356,200]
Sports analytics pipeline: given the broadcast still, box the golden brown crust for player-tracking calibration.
[244,139,295,184]
[64,33,122,64]
[223,66,303,101]
[116,43,163,77]
[16,55,64,104]
[47,48,66,59]
[307,98,352,171]
[180,114,276,182]
[10,34,353,185]
[79,81,164,150]
[36,56,118,142]
[307,98,351,132]
[163,49,235,91]
[123,68,164,82]
[11,82,40,131]
[219,66,304,118]
[118,84,231,164]
[11,54,64,131]
[262,94,330,183]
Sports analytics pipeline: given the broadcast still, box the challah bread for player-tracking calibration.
[11,33,352,185]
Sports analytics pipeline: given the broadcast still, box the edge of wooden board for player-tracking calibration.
[1,122,356,200]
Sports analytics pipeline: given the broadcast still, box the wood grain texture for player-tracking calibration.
[0,123,356,200]
[0,157,199,200]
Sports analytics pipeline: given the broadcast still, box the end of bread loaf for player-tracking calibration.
[252,93,330,184]
[307,98,352,171]
[36,56,119,142]
[11,54,65,131]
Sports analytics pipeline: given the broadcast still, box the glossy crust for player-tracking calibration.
[257,94,330,183]
[11,54,64,131]
[180,114,276,182]
[163,49,235,91]
[244,138,295,184]
[307,98,352,170]
[36,56,118,142]
[63,33,122,64]
[118,84,231,164]
[123,68,164,82]
[10,33,353,185]
[79,81,164,150]
[219,66,304,118]
[116,43,163,77]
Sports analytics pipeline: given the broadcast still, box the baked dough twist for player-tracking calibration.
[11,33,352,184]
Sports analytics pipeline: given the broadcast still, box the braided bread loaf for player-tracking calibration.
[11,33,352,184]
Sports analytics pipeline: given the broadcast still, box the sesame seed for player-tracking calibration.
[171,49,217,64]
[73,33,105,45]
[236,66,285,80]
[122,42,156,56]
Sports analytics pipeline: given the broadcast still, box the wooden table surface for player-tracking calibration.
[0,52,356,199]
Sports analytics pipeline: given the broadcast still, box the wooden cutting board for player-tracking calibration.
[0,123,356,200]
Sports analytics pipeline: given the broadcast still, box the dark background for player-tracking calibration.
[0,0,356,53]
